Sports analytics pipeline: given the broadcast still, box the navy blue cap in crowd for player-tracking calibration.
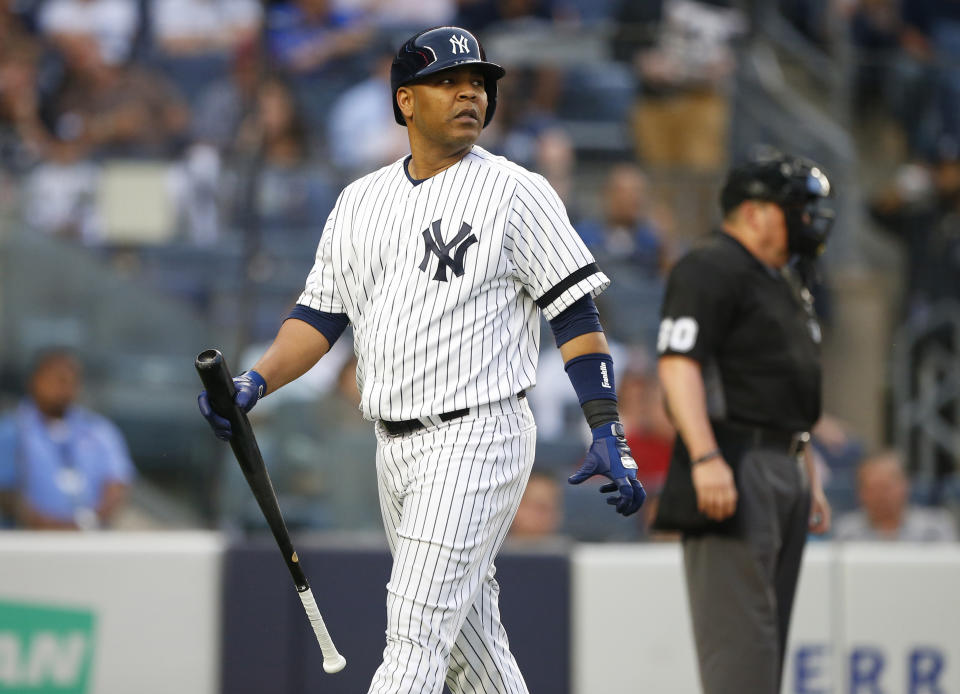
[391,26,505,127]
[721,146,836,258]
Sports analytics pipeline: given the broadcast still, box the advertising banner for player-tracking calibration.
[0,600,95,693]
[0,532,222,694]
[572,543,960,694]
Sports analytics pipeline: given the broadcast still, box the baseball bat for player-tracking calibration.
[195,349,346,674]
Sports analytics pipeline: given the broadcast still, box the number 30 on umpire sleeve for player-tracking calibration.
[657,317,699,354]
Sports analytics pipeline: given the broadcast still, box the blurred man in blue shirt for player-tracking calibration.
[0,349,134,529]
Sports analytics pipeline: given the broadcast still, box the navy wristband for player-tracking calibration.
[564,352,617,405]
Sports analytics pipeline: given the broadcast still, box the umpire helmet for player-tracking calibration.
[721,147,835,258]
[391,26,505,128]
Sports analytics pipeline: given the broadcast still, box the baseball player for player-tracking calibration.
[198,26,644,694]
[653,149,834,694]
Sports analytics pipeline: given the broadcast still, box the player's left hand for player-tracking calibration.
[569,422,646,516]
[197,369,266,441]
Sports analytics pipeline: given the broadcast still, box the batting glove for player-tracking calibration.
[197,370,266,441]
[569,422,646,516]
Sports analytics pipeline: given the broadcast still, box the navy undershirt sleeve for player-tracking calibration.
[286,304,350,346]
[548,294,603,347]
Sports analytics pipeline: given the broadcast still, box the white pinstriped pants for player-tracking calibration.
[368,395,536,694]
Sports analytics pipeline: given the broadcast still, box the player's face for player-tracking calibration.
[403,67,488,148]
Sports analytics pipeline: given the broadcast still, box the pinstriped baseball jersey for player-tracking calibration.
[297,144,609,422]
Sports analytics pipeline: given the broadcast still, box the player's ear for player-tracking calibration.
[397,86,414,124]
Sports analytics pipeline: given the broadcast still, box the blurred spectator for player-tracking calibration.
[0,349,135,530]
[266,0,373,125]
[487,66,565,159]
[150,0,261,58]
[533,126,577,212]
[456,0,555,33]
[809,413,866,514]
[231,74,336,231]
[834,450,958,542]
[870,138,960,318]
[47,34,190,158]
[326,40,409,176]
[617,360,674,494]
[612,0,745,173]
[901,0,960,152]
[368,0,456,30]
[509,469,563,540]
[171,41,264,244]
[39,0,139,66]
[148,0,262,103]
[266,0,373,124]
[266,0,371,75]
[0,6,45,170]
[848,0,903,125]
[22,141,100,241]
[191,40,263,152]
[495,118,579,216]
[576,163,669,276]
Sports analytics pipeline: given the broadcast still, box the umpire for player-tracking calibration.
[654,148,834,694]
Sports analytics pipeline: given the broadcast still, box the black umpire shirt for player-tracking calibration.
[658,231,822,433]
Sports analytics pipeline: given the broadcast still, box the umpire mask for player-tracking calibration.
[721,149,836,258]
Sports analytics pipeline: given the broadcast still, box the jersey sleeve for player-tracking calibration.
[506,173,610,320]
[658,252,739,363]
[296,198,347,314]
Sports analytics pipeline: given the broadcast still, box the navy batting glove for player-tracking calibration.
[197,370,266,441]
[569,422,646,516]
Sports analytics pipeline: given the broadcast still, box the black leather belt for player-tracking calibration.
[752,428,810,456]
[715,422,811,456]
[381,391,525,437]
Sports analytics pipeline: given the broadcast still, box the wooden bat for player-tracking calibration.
[195,348,346,674]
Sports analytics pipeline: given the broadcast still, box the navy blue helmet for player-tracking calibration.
[721,148,835,258]
[391,26,505,128]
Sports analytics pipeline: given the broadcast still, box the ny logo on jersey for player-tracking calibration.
[450,34,470,54]
[418,220,478,282]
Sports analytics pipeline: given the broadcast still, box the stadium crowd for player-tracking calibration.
[0,0,957,541]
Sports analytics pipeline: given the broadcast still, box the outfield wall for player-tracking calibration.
[0,532,223,694]
[0,534,957,694]
[573,543,960,694]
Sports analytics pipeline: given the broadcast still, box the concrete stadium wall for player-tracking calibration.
[0,532,223,694]
[1,534,958,694]
[572,543,960,694]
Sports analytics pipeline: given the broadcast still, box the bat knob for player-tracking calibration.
[323,654,347,674]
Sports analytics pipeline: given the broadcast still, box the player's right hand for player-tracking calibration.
[197,370,266,441]
[568,422,646,516]
[691,456,737,521]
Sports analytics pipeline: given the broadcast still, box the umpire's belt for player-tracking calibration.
[381,391,525,437]
[714,422,810,457]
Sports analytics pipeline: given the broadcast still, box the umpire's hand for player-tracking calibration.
[197,370,266,441]
[568,422,646,516]
[691,456,737,521]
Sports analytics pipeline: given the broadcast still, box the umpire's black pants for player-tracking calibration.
[682,448,811,694]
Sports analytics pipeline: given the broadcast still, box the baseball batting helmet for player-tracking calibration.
[721,147,836,258]
[391,26,505,128]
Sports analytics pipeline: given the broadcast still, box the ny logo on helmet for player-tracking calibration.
[419,220,478,282]
[450,34,470,54]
